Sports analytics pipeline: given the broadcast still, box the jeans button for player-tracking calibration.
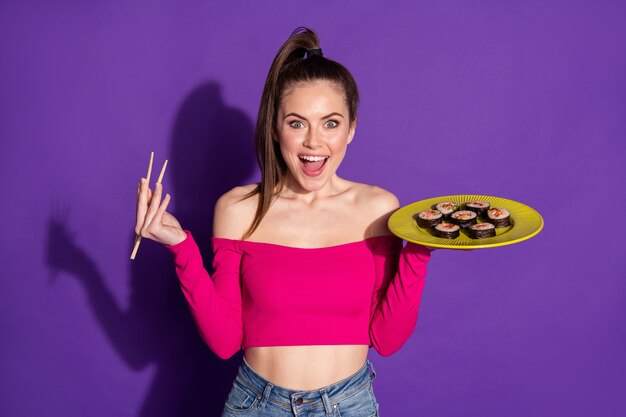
[295,397,303,406]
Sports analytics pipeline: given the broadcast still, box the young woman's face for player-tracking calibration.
[276,80,356,193]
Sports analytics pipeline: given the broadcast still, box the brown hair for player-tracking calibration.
[241,27,360,240]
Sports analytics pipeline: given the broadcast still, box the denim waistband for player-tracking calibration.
[236,356,377,414]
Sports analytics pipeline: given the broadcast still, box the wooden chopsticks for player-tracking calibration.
[130,151,168,260]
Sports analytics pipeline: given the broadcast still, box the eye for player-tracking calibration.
[324,120,339,128]
[289,120,305,129]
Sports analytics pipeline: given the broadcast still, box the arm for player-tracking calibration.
[369,238,431,356]
[163,186,256,359]
[165,231,243,360]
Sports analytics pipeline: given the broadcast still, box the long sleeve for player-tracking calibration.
[165,231,243,360]
[369,237,431,357]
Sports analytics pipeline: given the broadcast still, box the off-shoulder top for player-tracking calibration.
[165,230,431,360]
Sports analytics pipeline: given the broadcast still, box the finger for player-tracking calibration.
[153,193,171,228]
[135,178,144,222]
[140,178,153,203]
[141,183,163,237]
[142,182,163,236]
[135,178,150,234]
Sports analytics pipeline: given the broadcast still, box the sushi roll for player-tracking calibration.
[450,210,478,229]
[415,209,443,229]
[465,201,490,217]
[435,201,459,218]
[487,207,511,228]
[435,222,460,239]
[467,222,496,239]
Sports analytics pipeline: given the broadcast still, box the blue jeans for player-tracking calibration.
[221,357,380,416]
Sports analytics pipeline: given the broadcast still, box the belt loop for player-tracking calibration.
[367,360,377,381]
[258,382,273,410]
[319,388,334,416]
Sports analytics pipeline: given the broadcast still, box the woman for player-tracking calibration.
[135,27,431,417]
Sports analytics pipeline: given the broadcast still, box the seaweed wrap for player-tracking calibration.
[435,222,460,239]
[415,209,443,229]
[465,201,490,217]
[487,207,511,228]
[468,222,496,239]
[435,201,459,218]
[451,210,478,229]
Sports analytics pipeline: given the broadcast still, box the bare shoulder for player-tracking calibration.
[360,184,400,212]
[351,183,400,237]
[213,184,258,239]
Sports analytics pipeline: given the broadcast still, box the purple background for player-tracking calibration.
[1,1,625,416]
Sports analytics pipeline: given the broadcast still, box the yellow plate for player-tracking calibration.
[388,195,544,250]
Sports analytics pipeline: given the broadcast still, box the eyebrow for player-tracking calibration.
[282,112,345,120]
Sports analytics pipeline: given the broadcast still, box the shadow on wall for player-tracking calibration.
[46,81,256,417]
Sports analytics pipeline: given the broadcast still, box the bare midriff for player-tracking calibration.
[244,345,370,391]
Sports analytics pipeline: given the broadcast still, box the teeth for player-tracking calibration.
[299,155,328,162]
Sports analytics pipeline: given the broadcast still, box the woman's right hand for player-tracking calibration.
[135,178,187,246]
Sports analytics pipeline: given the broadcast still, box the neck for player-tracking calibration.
[279,173,346,205]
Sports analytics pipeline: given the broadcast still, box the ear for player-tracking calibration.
[346,118,357,145]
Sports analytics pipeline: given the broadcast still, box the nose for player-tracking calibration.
[303,127,322,149]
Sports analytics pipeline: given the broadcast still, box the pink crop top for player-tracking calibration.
[165,230,431,360]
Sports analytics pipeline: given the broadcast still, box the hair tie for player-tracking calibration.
[306,48,323,58]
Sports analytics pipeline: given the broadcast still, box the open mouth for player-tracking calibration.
[298,155,329,177]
